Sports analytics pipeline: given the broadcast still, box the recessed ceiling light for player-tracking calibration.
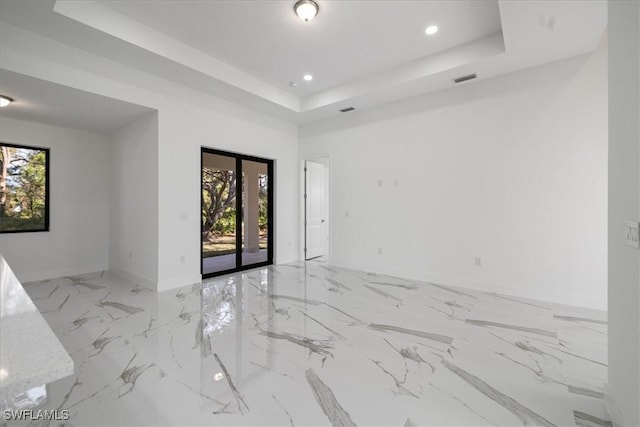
[425,25,439,35]
[294,0,319,22]
[289,81,298,87]
[0,95,14,107]
[303,74,313,81]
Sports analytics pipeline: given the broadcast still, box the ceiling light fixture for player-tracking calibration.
[294,0,319,22]
[303,74,313,81]
[425,25,439,35]
[0,95,14,107]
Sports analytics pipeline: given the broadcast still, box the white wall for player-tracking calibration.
[109,112,158,288]
[606,1,640,425]
[300,45,608,310]
[0,117,109,281]
[0,24,299,290]
[156,106,299,290]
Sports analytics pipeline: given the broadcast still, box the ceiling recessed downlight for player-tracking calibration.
[0,95,14,107]
[425,25,439,35]
[294,0,319,22]
[303,74,313,81]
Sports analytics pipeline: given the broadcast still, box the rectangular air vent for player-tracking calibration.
[453,73,477,84]
[339,107,355,113]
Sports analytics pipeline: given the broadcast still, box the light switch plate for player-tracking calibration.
[625,221,639,248]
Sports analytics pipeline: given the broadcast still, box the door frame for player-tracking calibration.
[201,147,274,278]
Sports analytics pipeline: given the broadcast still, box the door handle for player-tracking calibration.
[321,219,325,223]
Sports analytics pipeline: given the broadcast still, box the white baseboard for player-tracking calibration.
[15,261,201,294]
[331,261,607,311]
[605,385,625,427]
[110,268,157,291]
[156,273,202,292]
[17,264,108,284]
[275,257,298,265]
[437,273,606,311]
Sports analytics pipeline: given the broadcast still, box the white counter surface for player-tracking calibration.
[0,255,73,396]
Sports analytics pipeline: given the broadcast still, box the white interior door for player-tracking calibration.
[305,161,325,260]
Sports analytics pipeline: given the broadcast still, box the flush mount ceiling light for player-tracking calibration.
[294,0,319,22]
[303,74,313,81]
[0,95,14,107]
[425,25,439,35]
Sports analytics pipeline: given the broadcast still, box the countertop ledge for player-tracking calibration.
[0,255,74,396]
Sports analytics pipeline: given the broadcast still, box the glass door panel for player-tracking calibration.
[202,152,238,275]
[241,159,269,267]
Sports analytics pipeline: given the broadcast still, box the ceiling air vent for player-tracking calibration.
[339,107,355,113]
[453,73,477,84]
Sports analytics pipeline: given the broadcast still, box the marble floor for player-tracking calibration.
[7,263,610,426]
[202,249,268,275]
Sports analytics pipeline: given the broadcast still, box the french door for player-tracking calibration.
[201,148,273,278]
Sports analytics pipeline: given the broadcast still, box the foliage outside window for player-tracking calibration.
[201,168,269,258]
[0,143,50,233]
[258,174,268,233]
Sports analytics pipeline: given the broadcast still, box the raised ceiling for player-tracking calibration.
[0,0,607,126]
[99,0,503,97]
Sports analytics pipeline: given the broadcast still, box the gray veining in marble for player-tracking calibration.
[465,319,557,338]
[272,394,294,427]
[574,410,613,427]
[214,353,249,415]
[4,262,611,426]
[364,284,403,303]
[118,353,154,397]
[369,281,419,290]
[305,368,357,427]
[258,330,334,359]
[97,301,145,315]
[441,359,556,426]
[554,315,608,325]
[369,323,454,344]
[568,385,605,399]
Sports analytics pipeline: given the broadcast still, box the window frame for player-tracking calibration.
[0,142,51,234]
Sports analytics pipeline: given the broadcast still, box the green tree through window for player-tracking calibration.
[0,143,50,233]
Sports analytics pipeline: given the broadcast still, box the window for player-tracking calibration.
[0,143,50,233]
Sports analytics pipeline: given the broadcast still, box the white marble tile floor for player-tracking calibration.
[3,263,611,426]
[202,250,268,276]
